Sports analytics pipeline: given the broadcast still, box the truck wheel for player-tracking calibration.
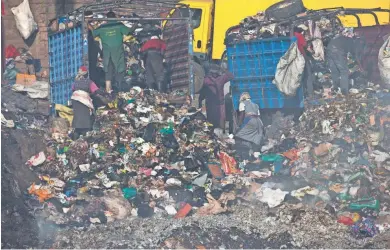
[265,0,305,21]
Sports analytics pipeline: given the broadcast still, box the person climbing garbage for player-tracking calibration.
[198,63,234,133]
[234,92,264,160]
[90,11,137,93]
[71,66,108,140]
[140,35,167,92]
[326,28,363,95]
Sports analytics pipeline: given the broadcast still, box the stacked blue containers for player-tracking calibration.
[226,37,304,109]
[49,25,85,109]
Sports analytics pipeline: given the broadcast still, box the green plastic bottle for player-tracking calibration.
[349,199,380,211]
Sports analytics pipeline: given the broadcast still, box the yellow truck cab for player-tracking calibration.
[178,0,390,62]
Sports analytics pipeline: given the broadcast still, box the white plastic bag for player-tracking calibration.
[11,0,38,39]
[273,42,305,96]
[378,35,390,86]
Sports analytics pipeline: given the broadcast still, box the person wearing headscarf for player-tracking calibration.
[140,35,167,92]
[198,64,234,131]
[71,66,108,139]
[234,92,264,158]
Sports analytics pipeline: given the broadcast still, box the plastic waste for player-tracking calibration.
[258,187,288,208]
[11,0,38,39]
[261,154,284,162]
[219,152,241,175]
[349,199,380,211]
[122,187,137,200]
[165,205,177,215]
[192,174,208,186]
[337,216,355,225]
[26,152,46,167]
[175,203,192,219]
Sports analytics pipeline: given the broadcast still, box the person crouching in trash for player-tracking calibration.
[234,92,264,159]
[140,35,167,92]
[71,66,108,139]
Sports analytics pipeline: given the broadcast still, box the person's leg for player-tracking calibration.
[151,54,165,93]
[145,53,157,90]
[334,55,349,95]
[114,71,125,92]
[106,57,115,93]
[304,60,314,97]
[327,52,341,89]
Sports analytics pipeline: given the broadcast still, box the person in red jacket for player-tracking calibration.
[140,35,167,92]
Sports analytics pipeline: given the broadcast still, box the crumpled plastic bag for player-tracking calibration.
[197,194,227,216]
[55,104,73,124]
[219,152,241,175]
[257,187,288,208]
[26,151,46,167]
[28,183,53,202]
[12,81,49,99]
[371,150,390,162]
[1,113,15,128]
[11,0,38,39]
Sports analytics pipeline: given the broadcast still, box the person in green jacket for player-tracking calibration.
[90,11,136,93]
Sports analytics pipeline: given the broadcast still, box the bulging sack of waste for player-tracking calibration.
[11,0,38,40]
[378,35,390,86]
[273,42,305,96]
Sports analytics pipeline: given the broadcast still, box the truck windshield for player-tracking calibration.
[178,8,202,29]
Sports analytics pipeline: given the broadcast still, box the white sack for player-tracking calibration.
[308,21,325,61]
[11,0,38,39]
[12,81,49,99]
[273,42,305,96]
[378,35,390,86]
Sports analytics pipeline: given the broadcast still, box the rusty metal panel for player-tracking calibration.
[163,22,190,92]
[355,25,390,84]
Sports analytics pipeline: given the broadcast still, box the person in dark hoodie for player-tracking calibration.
[199,64,234,132]
[326,28,363,95]
[71,66,108,139]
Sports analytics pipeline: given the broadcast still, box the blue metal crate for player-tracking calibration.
[227,37,304,109]
[49,25,85,108]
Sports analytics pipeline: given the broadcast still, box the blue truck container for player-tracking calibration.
[226,37,304,109]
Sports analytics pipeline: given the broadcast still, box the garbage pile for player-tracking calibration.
[254,86,390,238]
[23,83,390,240]
[25,87,243,226]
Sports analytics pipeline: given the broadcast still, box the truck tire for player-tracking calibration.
[265,0,305,21]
